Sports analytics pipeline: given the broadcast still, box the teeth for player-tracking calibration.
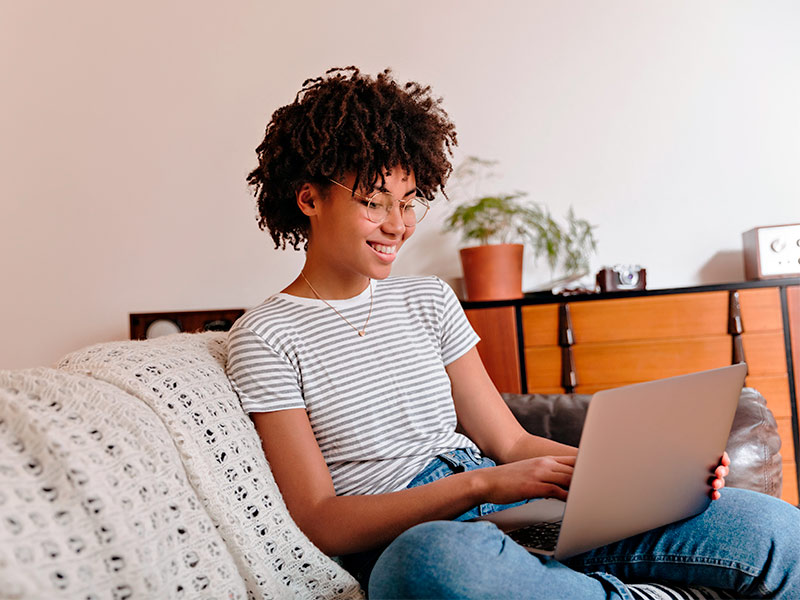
[370,243,396,255]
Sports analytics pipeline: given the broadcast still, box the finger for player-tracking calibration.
[721,452,731,467]
[711,490,721,501]
[550,463,575,475]
[715,465,729,479]
[544,472,572,488]
[526,469,572,488]
[552,456,577,466]
[542,483,569,501]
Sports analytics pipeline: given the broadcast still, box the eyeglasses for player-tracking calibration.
[327,178,430,227]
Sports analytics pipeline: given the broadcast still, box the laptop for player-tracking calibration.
[474,363,747,560]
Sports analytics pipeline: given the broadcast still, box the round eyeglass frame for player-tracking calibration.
[327,178,430,226]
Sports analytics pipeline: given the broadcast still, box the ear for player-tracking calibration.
[296,183,320,217]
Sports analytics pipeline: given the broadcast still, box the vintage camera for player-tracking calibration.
[596,265,647,292]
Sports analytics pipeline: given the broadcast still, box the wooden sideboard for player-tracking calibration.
[463,279,800,506]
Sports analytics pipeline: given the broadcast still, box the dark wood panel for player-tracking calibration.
[465,307,521,394]
[130,308,245,340]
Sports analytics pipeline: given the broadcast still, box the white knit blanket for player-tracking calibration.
[0,332,363,599]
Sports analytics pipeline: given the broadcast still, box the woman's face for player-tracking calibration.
[305,167,418,285]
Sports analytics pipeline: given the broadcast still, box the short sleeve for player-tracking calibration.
[226,326,306,414]
[436,278,480,366]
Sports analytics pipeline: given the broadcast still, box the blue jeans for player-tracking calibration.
[368,449,800,599]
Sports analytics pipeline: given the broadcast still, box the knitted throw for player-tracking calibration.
[0,332,363,599]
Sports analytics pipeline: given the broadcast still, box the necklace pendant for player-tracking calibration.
[300,271,373,339]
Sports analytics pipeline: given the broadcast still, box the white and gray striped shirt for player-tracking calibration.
[226,276,481,496]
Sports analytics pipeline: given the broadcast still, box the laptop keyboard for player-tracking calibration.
[507,519,563,552]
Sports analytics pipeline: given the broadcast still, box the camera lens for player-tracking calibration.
[617,269,639,287]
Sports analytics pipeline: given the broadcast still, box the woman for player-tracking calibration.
[227,67,799,599]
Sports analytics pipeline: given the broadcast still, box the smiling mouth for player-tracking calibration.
[368,242,397,255]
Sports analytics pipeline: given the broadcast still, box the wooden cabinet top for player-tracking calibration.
[461,278,800,309]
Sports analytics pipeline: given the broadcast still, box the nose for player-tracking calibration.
[381,200,406,234]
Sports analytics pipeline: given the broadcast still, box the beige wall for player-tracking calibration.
[2,0,799,369]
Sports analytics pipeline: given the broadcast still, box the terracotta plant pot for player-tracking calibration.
[459,243,524,301]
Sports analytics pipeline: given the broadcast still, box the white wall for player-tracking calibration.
[2,0,799,369]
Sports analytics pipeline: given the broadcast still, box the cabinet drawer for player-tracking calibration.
[570,337,731,386]
[521,289,779,348]
[521,305,559,347]
[524,347,561,390]
[741,331,789,377]
[739,288,783,332]
[568,292,728,344]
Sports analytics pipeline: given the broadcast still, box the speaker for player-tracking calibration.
[742,224,800,280]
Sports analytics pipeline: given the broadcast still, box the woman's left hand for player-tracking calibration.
[710,452,731,501]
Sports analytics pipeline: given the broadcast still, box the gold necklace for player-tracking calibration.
[300,272,373,337]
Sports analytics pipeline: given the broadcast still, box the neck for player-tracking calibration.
[282,264,371,300]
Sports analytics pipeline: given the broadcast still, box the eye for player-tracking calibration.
[364,191,384,205]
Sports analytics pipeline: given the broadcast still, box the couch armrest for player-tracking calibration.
[501,387,783,498]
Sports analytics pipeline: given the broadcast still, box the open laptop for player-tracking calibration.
[474,363,747,560]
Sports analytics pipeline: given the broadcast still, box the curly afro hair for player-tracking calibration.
[247,66,458,250]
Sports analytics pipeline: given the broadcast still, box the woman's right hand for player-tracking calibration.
[475,455,576,504]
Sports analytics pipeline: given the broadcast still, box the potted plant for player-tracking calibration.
[443,157,597,301]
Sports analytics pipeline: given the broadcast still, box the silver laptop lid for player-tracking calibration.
[555,363,747,559]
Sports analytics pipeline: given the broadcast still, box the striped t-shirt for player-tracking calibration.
[226,275,481,496]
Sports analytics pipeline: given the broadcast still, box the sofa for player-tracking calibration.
[0,332,784,599]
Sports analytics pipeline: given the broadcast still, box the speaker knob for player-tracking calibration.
[770,238,786,252]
